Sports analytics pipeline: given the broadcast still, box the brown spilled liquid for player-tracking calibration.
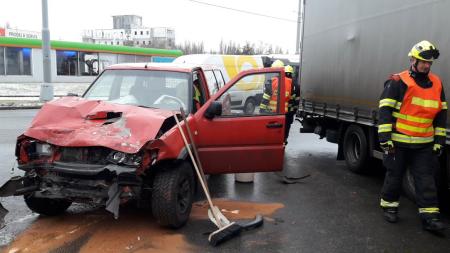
[4,199,284,253]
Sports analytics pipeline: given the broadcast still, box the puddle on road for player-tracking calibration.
[191,199,285,220]
[4,199,284,253]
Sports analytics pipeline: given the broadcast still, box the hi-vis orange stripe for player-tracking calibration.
[395,70,442,138]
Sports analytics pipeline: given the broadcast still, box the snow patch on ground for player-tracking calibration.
[0,83,90,108]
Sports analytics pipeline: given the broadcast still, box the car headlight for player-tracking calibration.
[35,143,52,156]
[107,151,142,166]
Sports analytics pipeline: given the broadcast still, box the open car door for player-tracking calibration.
[192,67,286,174]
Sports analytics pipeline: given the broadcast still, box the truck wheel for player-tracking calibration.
[244,98,256,114]
[152,162,194,228]
[24,194,72,216]
[402,168,416,202]
[343,125,369,173]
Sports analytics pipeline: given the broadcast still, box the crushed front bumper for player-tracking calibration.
[0,162,143,224]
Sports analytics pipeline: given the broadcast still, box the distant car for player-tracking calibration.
[0,62,288,228]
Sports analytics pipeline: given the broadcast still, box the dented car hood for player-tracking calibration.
[24,97,175,153]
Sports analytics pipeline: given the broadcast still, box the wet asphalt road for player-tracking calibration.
[0,109,449,253]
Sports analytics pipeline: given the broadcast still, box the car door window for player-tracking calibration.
[204,70,219,95]
[216,72,280,116]
[213,70,225,89]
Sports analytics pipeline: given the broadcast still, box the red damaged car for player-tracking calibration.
[0,63,288,228]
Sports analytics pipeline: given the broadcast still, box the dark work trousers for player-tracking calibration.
[285,111,295,142]
[381,145,439,208]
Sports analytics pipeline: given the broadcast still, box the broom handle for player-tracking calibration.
[180,108,210,192]
[173,114,217,215]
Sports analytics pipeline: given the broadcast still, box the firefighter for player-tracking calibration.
[378,40,447,232]
[285,65,298,143]
[260,59,285,113]
[193,76,203,112]
[259,60,292,143]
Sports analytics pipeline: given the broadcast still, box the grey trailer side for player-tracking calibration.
[297,0,450,201]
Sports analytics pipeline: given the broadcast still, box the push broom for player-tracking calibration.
[173,109,263,246]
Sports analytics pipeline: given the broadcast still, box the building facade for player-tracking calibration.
[82,15,175,49]
[0,37,182,83]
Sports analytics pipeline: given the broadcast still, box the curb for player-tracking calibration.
[0,106,42,110]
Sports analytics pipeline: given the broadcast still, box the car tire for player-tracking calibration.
[152,162,195,228]
[343,125,369,173]
[244,97,256,114]
[24,194,72,216]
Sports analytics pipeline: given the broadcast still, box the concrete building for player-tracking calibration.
[82,15,175,49]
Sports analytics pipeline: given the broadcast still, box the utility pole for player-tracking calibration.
[297,0,305,87]
[40,0,53,102]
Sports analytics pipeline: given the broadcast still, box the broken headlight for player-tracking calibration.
[35,143,52,156]
[107,151,142,166]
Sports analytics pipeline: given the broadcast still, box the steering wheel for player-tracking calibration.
[154,95,186,109]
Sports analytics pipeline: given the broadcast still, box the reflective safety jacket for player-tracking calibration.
[260,77,292,113]
[378,69,447,147]
[287,78,300,113]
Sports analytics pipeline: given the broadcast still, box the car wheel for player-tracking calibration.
[152,162,194,228]
[24,194,72,216]
[244,97,256,114]
[343,125,369,173]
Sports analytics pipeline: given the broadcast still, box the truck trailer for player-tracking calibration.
[297,0,450,201]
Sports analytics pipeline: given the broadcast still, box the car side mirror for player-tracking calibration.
[66,93,79,97]
[204,101,222,119]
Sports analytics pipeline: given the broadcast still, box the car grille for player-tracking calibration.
[59,147,111,165]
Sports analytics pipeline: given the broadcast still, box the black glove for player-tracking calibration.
[433,144,443,156]
[380,140,394,153]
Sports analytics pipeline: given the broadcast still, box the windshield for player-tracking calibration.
[84,69,190,111]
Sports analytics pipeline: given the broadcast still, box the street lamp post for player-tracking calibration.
[40,0,53,102]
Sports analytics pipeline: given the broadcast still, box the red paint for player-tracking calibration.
[20,65,287,174]
[24,97,174,154]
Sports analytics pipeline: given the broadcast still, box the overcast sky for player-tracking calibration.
[0,0,300,53]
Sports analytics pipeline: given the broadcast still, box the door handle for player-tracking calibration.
[266,122,283,128]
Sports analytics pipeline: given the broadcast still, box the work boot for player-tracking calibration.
[421,213,446,232]
[382,207,398,223]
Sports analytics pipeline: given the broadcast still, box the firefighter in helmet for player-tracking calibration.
[378,40,447,232]
[259,60,293,143]
[285,65,298,143]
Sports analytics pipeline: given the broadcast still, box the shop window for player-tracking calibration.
[80,52,99,76]
[56,50,78,76]
[118,54,135,63]
[99,53,118,73]
[0,47,4,75]
[5,47,31,75]
[135,56,151,63]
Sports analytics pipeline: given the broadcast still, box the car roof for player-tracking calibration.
[106,62,217,72]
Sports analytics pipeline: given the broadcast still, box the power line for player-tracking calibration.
[188,0,298,23]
